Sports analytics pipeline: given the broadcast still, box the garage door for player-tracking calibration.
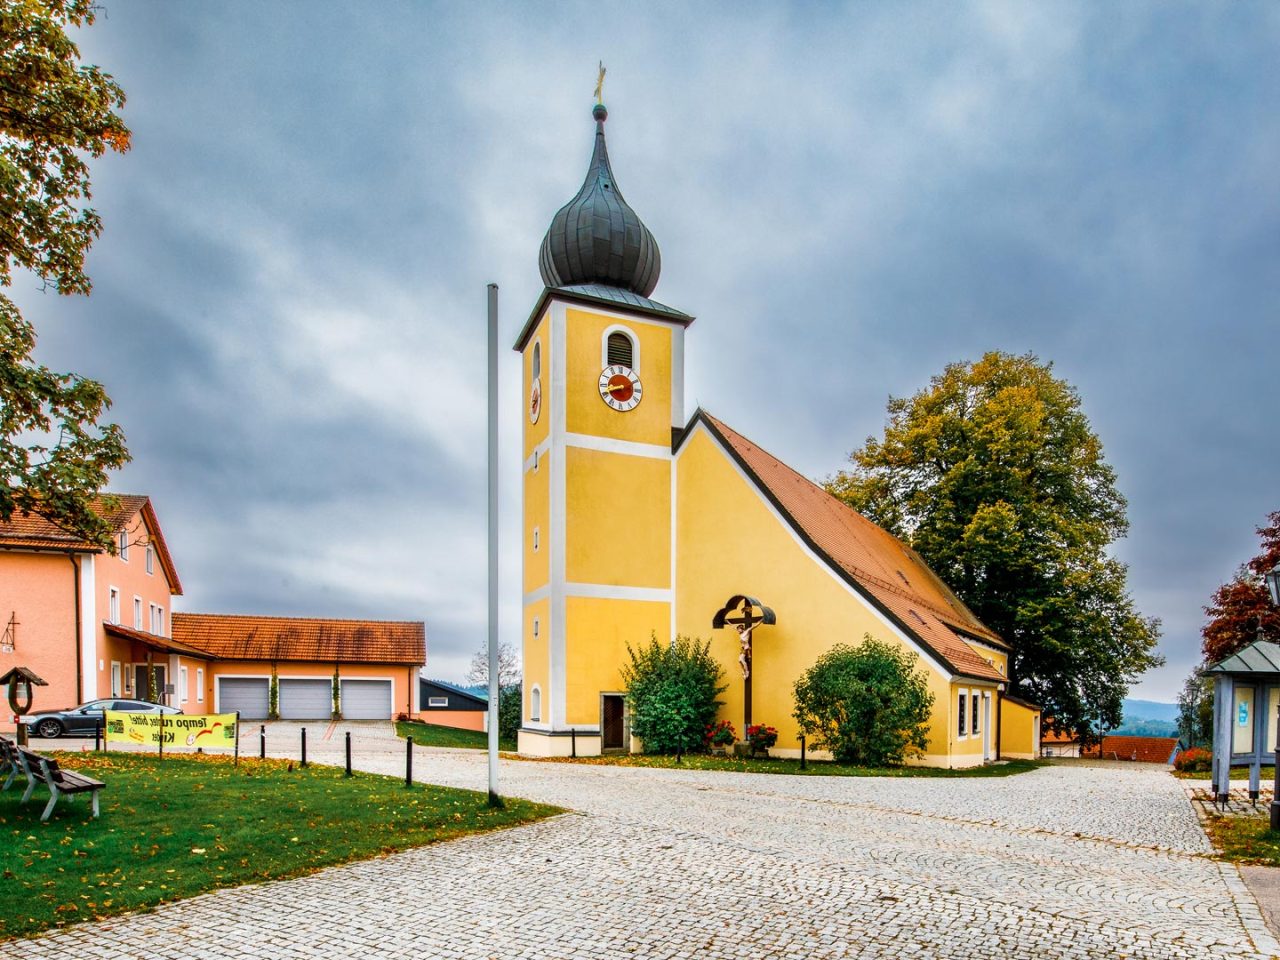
[341,679,392,720]
[279,679,332,720]
[219,678,269,719]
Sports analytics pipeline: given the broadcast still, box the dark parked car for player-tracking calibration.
[23,699,181,739]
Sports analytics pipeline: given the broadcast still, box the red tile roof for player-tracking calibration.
[1084,735,1182,763]
[104,622,220,659]
[0,494,182,594]
[693,413,1006,683]
[172,613,425,665]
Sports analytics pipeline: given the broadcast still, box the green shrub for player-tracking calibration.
[793,635,934,766]
[622,634,726,755]
[498,683,521,742]
[1175,746,1211,773]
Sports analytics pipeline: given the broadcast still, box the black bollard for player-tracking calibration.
[95,717,102,752]
[260,724,266,760]
[345,730,352,777]
[800,734,806,771]
[301,727,308,768]
[405,735,413,788]
[571,728,577,758]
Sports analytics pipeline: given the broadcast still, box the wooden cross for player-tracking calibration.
[712,596,776,733]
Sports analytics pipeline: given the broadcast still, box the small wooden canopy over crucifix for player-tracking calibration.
[712,596,776,731]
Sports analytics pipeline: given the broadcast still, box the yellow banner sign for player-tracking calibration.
[104,711,238,748]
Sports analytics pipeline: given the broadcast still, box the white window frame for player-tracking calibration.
[146,545,155,575]
[196,668,204,702]
[958,690,968,738]
[971,688,981,735]
[118,530,129,561]
[179,666,189,703]
[110,661,122,697]
[530,685,542,722]
[133,596,143,630]
[600,324,640,372]
[109,587,120,625]
[428,696,448,707]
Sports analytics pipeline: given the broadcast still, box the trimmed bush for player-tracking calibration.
[1175,746,1211,773]
[623,634,726,755]
[793,635,934,766]
[498,683,521,742]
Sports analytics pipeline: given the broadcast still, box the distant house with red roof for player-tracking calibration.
[1082,735,1183,764]
[1,495,425,727]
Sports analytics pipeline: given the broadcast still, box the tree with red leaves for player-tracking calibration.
[1201,512,1280,664]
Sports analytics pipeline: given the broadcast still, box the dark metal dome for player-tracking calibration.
[538,103,661,298]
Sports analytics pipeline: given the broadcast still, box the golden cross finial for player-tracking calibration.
[594,61,606,105]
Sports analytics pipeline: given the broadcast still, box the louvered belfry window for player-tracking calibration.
[532,341,541,379]
[607,331,634,368]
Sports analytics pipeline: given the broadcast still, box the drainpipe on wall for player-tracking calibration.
[995,688,1004,759]
[69,554,82,703]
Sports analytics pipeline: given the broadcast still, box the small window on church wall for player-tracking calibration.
[533,527,539,552]
[533,618,540,639]
[531,686,542,722]
[606,331,634,368]
[958,692,967,737]
[972,692,980,734]
[532,341,541,379]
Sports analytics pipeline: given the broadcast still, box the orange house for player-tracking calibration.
[1,495,425,727]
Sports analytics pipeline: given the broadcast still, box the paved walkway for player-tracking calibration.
[6,730,1278,959]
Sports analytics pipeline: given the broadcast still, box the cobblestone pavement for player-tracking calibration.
[6,734,1278,960]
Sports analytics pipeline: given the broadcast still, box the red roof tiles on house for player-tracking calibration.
[695,413,1006,684]
[172,613,425,665]
[0,494,182,594]
[1084,735,1182,764]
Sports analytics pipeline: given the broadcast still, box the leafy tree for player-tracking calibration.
[792,636,934,766]
[1,0,131,547]
[827,351,1162,746]
[621,634,726,756]
[1176,667,1213,748]
[497,682,521,743]
[465,641,522,689]
[1201,511,1280,664]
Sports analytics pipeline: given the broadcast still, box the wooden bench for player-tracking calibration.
[0,736,24,791]
[17,747,104,821]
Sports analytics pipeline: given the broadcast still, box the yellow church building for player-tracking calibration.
[515,100,1041,767]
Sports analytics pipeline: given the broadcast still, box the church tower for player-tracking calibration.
[514,100,693,755]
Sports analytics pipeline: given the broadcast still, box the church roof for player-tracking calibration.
[687,411,1007,684]
[538,103,661,298]
[513,282,693,352]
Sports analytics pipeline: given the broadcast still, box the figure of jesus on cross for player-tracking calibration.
[713,595,776,732]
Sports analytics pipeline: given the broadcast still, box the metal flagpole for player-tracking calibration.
[486,282,503,807]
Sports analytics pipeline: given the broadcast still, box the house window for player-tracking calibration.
[958,691,967,737]
[972,691,981,735]
[133,597,142,630]
[118,531,129,560]
[532,341,541,380]
[428,696,448,707]
[179,666,189,702]
[111,662,122,697]
[109,588,120,624]
[605,330,635,369]
[150,604,164,635]
[196,668,204,702]
[531,685,542,722]
[146,545,155,575]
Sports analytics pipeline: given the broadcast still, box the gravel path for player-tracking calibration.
[7,724,1275,960]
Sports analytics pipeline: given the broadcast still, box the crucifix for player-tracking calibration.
[712,595,776,731]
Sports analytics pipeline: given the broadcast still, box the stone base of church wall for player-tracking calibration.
[999,750,1038,760]
[518,728,603,757]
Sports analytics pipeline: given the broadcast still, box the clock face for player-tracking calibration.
[529,377,542,424]
[599,365,643,412]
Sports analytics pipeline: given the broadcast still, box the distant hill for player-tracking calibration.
[1122,699,1179,724]
[1113,698,1179,737]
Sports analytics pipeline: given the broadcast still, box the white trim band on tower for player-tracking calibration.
[564,432,671,460]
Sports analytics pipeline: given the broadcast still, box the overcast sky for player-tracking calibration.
[19,2,1279,699]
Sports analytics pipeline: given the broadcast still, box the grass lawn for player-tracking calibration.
[1175,766,1277,781]
[0,751,559,941]
[395,719,515,752]
[1202,814,1280,865]
[519,752,1044,778]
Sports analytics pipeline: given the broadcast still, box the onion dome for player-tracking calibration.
[538,103,661,298]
